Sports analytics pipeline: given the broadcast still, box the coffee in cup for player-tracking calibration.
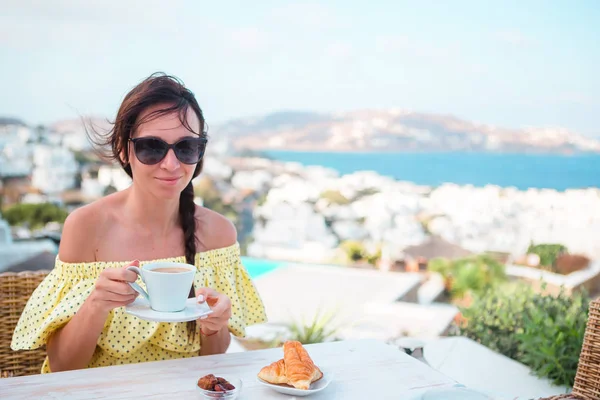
[127,261,196,312]
[152,267,191,273]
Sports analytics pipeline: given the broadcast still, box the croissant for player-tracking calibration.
[283,341,323,390]
[257,341,323,390]
[258,358,288,385]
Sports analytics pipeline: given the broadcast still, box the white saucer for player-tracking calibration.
[125,297,212,323]
[256,370,333,397]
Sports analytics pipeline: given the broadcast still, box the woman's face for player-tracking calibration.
[128,104,201,199]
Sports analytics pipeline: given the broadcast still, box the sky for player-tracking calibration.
[1,0,599,136]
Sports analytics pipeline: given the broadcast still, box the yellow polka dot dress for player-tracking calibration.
[11,243,267,373]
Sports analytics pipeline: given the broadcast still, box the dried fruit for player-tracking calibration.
[197,374,236,392]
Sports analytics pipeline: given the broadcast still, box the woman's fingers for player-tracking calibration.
[105,295,138,308]
[196,287,219,304]
[199,295,231,324]
[102,263,139,283]
[96,271,137,296]
[89,261,142,312]
[213,296,232,319]
[107,291,139,303]
[100,268,138,282]
[97,278,137,296]
[195,288,232,333]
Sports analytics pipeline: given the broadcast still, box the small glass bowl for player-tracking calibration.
[195,376,242,400]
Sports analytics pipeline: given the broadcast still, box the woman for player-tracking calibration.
[11,73,267,373]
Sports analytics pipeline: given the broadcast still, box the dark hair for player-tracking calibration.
[88,72,207,336]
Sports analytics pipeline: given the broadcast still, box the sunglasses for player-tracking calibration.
[129,136,207,165]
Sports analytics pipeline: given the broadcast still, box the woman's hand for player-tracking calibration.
[88,260,140,314]
[196,287,232,335]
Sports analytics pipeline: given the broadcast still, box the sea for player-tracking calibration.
[264,151,600,191]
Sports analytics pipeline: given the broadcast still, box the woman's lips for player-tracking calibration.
[156,177,181,186]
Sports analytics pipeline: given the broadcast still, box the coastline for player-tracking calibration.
[250,151,600,192]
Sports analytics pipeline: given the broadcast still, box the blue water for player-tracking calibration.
[241,257,283,278]
[265,151,600,191]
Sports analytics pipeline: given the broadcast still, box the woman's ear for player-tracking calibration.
[119,150,128,165]
[119,141,129,165]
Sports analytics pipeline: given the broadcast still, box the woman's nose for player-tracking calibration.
[160,149,180,170]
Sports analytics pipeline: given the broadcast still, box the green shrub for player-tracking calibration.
[288,308,341,344]
[517,287,588,387]
[455,283,589,387]
[455,283,533,360]
[366,246,382,266]
[194,177,239,223]
[428,254,506,300]
[3,202,68,229]
[340,240,366,262]
[527,243,568,267]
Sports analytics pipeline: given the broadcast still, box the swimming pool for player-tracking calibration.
[241,257,284,279]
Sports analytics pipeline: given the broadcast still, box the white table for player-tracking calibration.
[424,337,569,399]
[1,339,457,399]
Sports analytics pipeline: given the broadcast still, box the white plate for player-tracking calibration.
[125,297,212,323]
[256,370,333,397]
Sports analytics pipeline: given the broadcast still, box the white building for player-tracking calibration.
[249,200,339,262]
[0,141,34,178]
[231,170,273,192]
[31,145,78,194]
[242,158,600,262]
[81,177,106,199]
[98,165,132,191]
[61,131,92,151]
[201,156,233,180]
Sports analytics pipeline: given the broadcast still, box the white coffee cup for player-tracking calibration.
[127,262,196,312]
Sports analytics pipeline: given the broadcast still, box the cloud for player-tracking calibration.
[0,0,187,50]
[375,35,411,53]
[326,41,354,60]
[2,0,184,23]
[375,34,456,62]
[268,3,346,30]
[551,92,596,106]
[228,27,270,53]
[494,30,536,47]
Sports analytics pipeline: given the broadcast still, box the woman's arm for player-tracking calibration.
[199,326,232,356]
[194,207,237,356]
[196,287,233,356]
[46,266,139,371]
[46,295,110,371]
[46,210,139,372]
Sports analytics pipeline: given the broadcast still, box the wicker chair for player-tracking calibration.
[0,270,49,377]
[536,298,600,400]
[571,298,600,399]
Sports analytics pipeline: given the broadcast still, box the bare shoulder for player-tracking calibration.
[195,206,237,251]
[58,195,116,263]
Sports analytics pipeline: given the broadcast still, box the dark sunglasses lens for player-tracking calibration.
[175,138,206,164]
[134,138,168,165]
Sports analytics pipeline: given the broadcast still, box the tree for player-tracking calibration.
[428,254,506,301]
[320,190,350,205]
[194,177,239,223]
[340,240,366,262]
[526,243,568,268]
[104,185,117,196]
[3,203,68,229]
